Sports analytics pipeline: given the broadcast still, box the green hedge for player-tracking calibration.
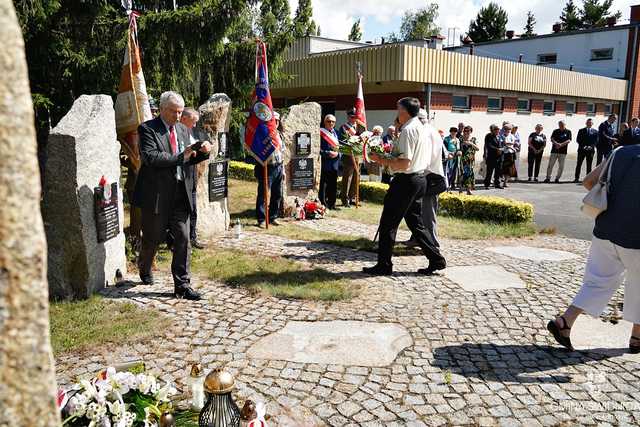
[228,164,534,223]
[357,182,533,224]
[229,160,255,181]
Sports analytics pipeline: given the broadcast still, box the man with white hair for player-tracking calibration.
[133,91,212,301]
[319,114,341,209]
[180,107,205,249]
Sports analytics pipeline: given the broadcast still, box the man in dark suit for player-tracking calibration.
[621,117,640,146]
[483,124,503,189]
[133,91,211,300]
[575,118,598,182]
[597,114,617,164]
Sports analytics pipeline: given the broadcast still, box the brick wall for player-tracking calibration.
[577,102,587,114]
[471,95,487,111]
[503,97,517,112]
[431,92,452,110]
[556,100,566,114]
[531,100,544,114]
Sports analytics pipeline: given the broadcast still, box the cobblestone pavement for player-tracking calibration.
[55,218,640,426]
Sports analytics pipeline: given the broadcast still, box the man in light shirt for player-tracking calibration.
[363,98,446,276]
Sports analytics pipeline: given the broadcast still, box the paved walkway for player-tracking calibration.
[55,219,640,426]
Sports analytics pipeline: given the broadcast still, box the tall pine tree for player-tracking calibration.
[467,2,508,42]
[581,0,621,28]
[522,11,536,37]
[348,18,363,41]
[293,0,317,38]
[560,0,582,30]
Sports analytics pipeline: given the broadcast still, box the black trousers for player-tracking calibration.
[190,183,197,241]
[597,146,611,165]
[484,158,501,187]
[575,149,594,180]
[377,173,445,268]
[254,163,284,222]
[139,181,191,290]
[319,169,338,209]
[527,151,543,178]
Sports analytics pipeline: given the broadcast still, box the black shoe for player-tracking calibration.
[528,177,532,182]
[494,184,503,189]
[175,286,202,301]
[191,239,205,249]
[139,275,154,286]
[543,178,550,183]
[257,221,265,228]
[554,178,560,184]
[362,264,393,276]
[573,178,580,183]
[418,261,447,276]
[534,177,539,182]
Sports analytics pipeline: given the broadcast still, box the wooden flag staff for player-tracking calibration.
[263,165,269,229]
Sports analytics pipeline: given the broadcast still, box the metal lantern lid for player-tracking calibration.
[203,368,235,394]
[190,363,204,378]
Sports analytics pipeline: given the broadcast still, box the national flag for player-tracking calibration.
[354,72,367,129]
[114,10,152,172]
[244,40,281,165]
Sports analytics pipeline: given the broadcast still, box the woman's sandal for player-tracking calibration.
[547,316,574,351]
[630,336,640,354]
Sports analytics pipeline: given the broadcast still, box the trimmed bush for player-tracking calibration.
[357,181,533,224]
[229,160,255,181]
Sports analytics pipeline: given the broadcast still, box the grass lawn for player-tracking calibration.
[228,178,536,241]
[50,296,170,355]
[190,248,357,301]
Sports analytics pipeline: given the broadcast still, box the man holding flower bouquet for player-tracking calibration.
[339,108,363,207]
[363,97,446,276]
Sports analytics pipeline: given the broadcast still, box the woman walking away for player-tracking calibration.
[547,144,640,353]
[460,126,479,195]
[528,124,546,181]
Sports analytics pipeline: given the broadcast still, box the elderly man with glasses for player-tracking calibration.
[319,114,341,209]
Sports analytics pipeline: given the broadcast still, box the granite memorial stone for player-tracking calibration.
[0,1,61,424]
[195,94,232,237]
[281,102,321,211]
[43,95,126,299]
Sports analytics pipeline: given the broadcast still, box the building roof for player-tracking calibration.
[446,23,636,49]
[273,43,627,101]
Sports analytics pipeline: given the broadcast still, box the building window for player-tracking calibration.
[604,103,612,115]
[586,103,596,115]
[591,48,614,61]
[517,99,530,112]
[566,102,576,115]
[537,53,557,65]
[452,95,470,111]
[543,100,555,114]
[487,97,502,111]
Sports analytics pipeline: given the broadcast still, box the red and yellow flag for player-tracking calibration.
[114,11,152,171]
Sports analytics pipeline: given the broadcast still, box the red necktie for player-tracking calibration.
[169,125,177,154]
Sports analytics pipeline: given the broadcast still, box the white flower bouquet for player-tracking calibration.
[339,131,372,156]
[58,367,177,427]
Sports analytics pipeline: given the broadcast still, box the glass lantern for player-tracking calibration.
[187,363,205,411]
[198,367,240,427]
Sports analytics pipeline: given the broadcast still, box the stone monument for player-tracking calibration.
[43,95,126,299]
[280,102,322,212]
[0,1,61,424]
[195,93,232,237]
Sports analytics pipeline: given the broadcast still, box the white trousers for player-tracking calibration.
[572,237,640,324]
[546,153,566,180]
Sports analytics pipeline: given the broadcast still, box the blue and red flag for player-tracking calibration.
[244,40,281,165]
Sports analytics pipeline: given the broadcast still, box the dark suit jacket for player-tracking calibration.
[484,133,503,161]
[132,116,209,214]
[576,127,598,150]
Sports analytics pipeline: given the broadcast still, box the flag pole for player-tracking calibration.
[263,165,269,229]
[355,61,363,209]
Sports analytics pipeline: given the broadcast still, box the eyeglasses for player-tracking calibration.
[326,120,336,123]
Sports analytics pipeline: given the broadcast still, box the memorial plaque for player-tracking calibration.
[295,132,311,156]
[291,158,314,190]
[94,182,120,243]
[217,131,230,159]
[208,160,228,202]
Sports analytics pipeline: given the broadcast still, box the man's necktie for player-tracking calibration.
[169,125,177,154]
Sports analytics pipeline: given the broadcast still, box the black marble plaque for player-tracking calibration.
[295,132,312,156]
[209,160,228,202]
[290,158,314,190]
[217,131,230,159]
[94,182,119,243]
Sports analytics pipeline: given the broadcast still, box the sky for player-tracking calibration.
[288,0,638,45]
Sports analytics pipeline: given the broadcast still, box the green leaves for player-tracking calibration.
[467,2,508,43]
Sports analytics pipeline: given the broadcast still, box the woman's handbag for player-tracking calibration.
[581,149,617,218]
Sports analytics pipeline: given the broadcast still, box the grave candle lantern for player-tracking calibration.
[187,363,205,410]
[198,367,240,427]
